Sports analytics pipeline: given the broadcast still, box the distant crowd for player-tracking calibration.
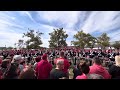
[0,48,120,79]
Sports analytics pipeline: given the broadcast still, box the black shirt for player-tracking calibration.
[73,68,82,79]
[50,69,67,79]
[109,65,120,79]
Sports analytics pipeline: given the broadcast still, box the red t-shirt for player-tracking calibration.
[76,73,87,79]
[54,57,70,74]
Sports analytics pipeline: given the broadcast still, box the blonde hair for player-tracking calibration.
[115,56,120,66]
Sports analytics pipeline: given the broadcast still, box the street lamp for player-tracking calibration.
[5,45,6,50]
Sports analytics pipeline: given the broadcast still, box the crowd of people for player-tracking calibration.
[0,48,120,79]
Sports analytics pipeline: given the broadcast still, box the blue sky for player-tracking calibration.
[0,11,120,48]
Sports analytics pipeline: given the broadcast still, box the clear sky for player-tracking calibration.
[0,11,120,48]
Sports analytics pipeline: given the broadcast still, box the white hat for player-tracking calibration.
[13,55,22,61]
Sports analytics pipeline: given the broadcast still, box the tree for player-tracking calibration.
[111,41,120,49]
[97,33,110,49]
[14,39,24,49]
[18,39,24,49]
[49,28,68,48]
[71,30,96,49]
[7,47,13,49]
[23,28,43,49]
[85,33,97,48]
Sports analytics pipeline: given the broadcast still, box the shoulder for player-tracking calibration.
[48,63,52,67]
[76,73,87,79]
[87,74,104,79]
[89,65,94,69]
[50,69,57,73]
[110,65,118,69]
[76,76,80,79]
[37,61,43,66]
[64,59,69,63]
[38,60,42,63]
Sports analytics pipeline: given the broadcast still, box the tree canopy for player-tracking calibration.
[49,28,68,48]
[23,29,43,49]
[97,33,110,49]
[71,30,97,49]
[111,41,120,49]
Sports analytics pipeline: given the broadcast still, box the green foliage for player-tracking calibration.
[71,30,97,48]
[111,41,120,49]
[49,28,68,48]
[97,33,110,49]
[7,47,13,49]
[23,29,43,49]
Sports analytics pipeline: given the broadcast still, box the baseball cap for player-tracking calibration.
[13,55,22,61]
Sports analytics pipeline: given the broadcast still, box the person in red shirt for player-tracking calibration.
[35,54,52,79]
[76,61,89,79]
[54,51,70,78]
[89,57,111,79]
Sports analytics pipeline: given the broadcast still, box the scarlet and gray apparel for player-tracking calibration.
[54,57,70,74]
[89,64,111,79]
[35,60,52,79]
[50,69,67,79]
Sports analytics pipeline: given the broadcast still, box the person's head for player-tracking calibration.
[60,52,64,58]
[12,55,22,64]
[85,58,90,66]
[92,57,102,65]
[35,56,41,62]
[115,56,120,66]
[4,63,20,79]
[1,59,10,68]
[0,56,3,60]
[64,56,67,59]
[42,54,47,60]
[19,68,36,79]
[87,74,104,79]
[79,58,86,66]
[80,63,90,75]
[56,60,64,70]
[20,60,25,65]
[6,56,12,61]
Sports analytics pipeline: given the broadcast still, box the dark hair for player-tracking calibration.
[20,61,25,65]
[60,52,64,57]
[93,57,102,65]
[35,56,41,62]
[19,68,36,79]
[3,63,19,79]
[77,62,80,70]
[1,60,10,68]
[64,56,67,59]
[80,58,85,61]
[81,63,90,74]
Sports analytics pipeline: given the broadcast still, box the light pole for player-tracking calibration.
[5,45,6,50]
